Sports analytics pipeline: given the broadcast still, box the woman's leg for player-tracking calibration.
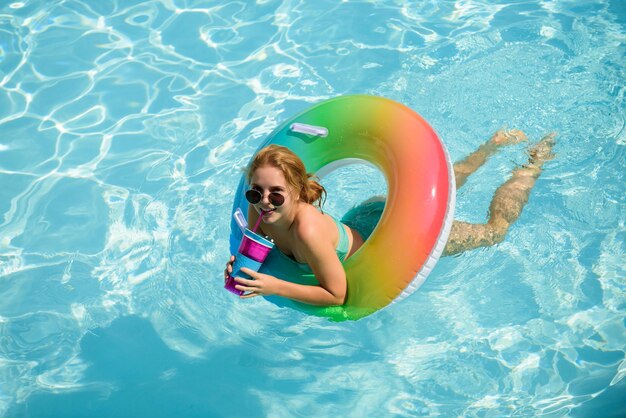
[444,133,556,256]
[454,129,528,189]
[363,129,525,204]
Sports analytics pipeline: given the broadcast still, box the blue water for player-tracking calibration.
[1,0,624,416]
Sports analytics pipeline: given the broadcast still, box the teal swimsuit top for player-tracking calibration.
[281,214,350,273]
[331,215,350,262]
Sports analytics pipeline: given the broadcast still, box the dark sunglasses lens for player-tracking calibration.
[269,193,285,207]
[245,189,262,204]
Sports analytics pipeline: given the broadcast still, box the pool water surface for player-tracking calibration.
[0,0,624,416]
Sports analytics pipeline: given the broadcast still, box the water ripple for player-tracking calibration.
[1,0,625,416]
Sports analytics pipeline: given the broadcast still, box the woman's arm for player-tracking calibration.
[293,221,347,304]
[234,219,347,306]
[235,269,346,306]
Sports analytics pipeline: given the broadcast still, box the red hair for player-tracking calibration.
[247,145,326,207]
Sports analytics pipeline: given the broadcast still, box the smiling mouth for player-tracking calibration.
[261,209,275,217]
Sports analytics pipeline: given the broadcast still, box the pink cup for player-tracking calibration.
[225,229,274,295]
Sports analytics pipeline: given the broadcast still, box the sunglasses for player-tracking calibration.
[245,189,286,207]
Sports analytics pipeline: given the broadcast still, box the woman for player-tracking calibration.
[225,129,556,306]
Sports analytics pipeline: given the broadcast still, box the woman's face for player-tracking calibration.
[249,165,298,225]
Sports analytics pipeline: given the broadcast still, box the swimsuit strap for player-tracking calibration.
[330,214,350,262]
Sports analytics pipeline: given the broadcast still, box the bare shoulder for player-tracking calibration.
[294,205,332,245]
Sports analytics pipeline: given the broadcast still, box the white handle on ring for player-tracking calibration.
[290,123,328,137]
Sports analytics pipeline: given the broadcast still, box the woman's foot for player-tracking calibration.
[528,133,557,165]
[490,128,528,146]
[521,133,557,176]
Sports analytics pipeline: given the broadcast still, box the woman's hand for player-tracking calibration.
[234,268,282,298]
[224,255,235,283]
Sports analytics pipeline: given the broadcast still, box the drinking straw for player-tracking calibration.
[252,210,265,232]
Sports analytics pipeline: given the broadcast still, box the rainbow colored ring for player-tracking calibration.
[229,95,456,321]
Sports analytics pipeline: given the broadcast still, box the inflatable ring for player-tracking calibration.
[229,95,455,321]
